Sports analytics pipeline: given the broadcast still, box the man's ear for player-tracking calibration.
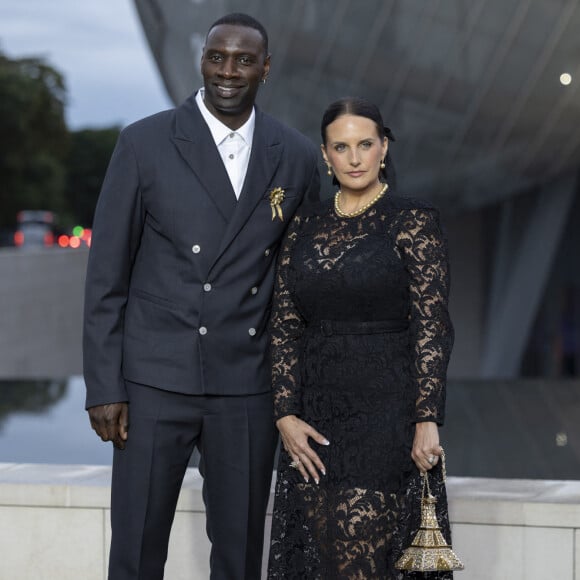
[262,54,271,78]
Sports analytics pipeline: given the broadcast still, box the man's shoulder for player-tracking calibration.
[259,111,317,154]
[121,108,176,139]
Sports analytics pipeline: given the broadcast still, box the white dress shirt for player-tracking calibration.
[195,88,255,199]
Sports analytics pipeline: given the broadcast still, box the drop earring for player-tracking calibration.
[325,163,333,176]
[380,160,386,169]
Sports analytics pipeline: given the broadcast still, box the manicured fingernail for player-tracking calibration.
[315,478,319,485]
[304,476,309,483]
[321,469,326,476]
[323,439,330,446]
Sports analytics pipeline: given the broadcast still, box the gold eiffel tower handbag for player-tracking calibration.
[395,449,464,572]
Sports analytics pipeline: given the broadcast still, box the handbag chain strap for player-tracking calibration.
[421,446,446,499]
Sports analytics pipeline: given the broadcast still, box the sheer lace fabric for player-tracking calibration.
[268,193,454,579]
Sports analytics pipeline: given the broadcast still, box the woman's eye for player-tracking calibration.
[334,144,346,152]
[360,141,372,149]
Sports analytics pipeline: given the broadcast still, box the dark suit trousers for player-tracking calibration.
[108,381,278,580]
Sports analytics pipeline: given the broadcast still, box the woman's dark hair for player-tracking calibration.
[207,13,269,55]
[321,97,396,187]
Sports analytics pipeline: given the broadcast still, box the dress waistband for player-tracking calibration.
[313,319,409,337]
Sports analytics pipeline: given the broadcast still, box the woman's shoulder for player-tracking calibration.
[296,195,334,219]
[386,193,444,234]
[387,192,439,213]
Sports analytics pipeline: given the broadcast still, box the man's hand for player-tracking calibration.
[88,403,129,450]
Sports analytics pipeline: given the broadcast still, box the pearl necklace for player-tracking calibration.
[334,182,389,218]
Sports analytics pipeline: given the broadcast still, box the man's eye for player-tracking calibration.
[209,55,222,62]
[239,57,251,65]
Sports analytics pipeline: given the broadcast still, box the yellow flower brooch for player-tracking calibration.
[269,187,285,221]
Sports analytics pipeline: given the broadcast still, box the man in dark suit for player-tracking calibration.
[83,13,320,579]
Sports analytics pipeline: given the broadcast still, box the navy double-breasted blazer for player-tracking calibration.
[83,92,320,408]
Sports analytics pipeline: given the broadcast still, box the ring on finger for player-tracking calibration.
[427,455,435,465]
[290,459,301,469]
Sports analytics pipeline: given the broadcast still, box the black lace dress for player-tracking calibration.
[267,192,454,580]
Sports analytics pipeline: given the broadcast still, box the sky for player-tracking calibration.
[0,0,173,129]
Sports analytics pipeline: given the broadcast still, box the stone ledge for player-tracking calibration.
[1,464,580,580]
[2,463,579,528]
[0,463,206,511]
[448,476,580,528]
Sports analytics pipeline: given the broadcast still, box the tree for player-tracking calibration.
[0,51,69,228]
[0,380,67,431]
[64,126,120,227]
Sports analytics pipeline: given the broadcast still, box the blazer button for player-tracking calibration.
[203,283,212,292]
[250,286,258,295]
[199,326,207,335]
[248,328,256,336]
[264,248,270,257]
[192,244,201,254]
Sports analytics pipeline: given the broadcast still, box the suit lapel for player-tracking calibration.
[211,111,283,269]
[171,94,237,223]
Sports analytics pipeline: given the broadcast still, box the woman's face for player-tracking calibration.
[322,114,388,194]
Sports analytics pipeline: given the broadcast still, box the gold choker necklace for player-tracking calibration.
[334,183,389,218]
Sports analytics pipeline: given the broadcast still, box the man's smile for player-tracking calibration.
[214,83,244,98]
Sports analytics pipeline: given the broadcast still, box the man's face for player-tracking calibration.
[201,24,270,129]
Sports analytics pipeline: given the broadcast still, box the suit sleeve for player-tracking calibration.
[299,144,321,209]
[304,154,320,205]
[83,130,145,409]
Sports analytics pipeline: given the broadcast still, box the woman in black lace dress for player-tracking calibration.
[268,97,454,579]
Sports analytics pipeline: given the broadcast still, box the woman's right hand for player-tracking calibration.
[276,415,329,484]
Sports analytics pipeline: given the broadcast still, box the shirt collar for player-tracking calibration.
[195,88,255,147]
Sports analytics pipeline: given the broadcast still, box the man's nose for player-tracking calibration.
[219,57,237,77]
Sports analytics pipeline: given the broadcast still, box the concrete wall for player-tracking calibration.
[445,210,485,378]
[1,463,579,580]
[0,248,87,378]
[0,214,487,382]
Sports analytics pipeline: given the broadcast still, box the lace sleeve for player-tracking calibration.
[397,207,454,424]
[270,214,306,421]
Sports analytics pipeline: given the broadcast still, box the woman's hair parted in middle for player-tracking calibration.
[320,97,396,187]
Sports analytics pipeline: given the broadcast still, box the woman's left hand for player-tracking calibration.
[412,421,441,473]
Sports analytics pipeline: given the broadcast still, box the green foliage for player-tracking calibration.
[0,380,67,430]
[0,53,69,227]
[0,50,119,232]
[65,127,119,227]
